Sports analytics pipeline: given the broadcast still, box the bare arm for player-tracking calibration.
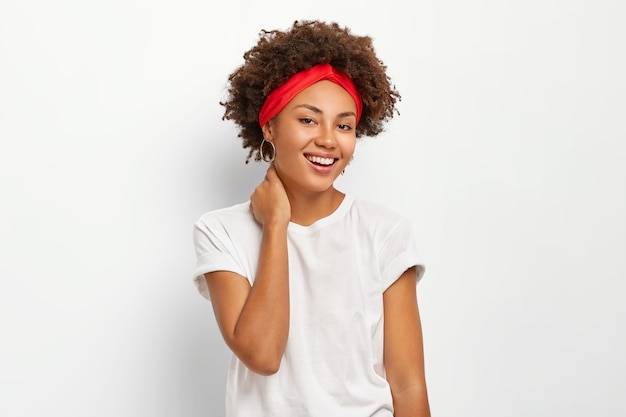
[205,166,291,375]
[383,267,431,417]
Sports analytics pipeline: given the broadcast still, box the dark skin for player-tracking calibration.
[206,81,430,415]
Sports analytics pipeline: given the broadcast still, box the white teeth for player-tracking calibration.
[306,155,335,166]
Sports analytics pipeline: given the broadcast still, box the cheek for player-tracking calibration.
[274,140,299,158]
[274,131,309,158]
[273,141,302,170]
[343,138,357,158]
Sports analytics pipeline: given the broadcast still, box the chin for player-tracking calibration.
[278,165,339,193]
[298,178,337,194]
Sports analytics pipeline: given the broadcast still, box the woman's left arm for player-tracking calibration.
[383,266,431,417]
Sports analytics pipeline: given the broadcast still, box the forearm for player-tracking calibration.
[384,269,431,416]
[231,222,289,373]
[392,383,431,417]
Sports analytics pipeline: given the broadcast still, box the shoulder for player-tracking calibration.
[194,201,256,234]
[348,196,410,227]
[343,196,417,247]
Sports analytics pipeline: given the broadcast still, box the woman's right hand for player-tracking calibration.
[208,164,291,375]
[249,166,291,227]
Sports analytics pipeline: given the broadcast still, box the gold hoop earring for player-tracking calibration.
[260,138,275,163]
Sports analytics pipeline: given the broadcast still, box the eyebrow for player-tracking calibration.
[293,104,356,119]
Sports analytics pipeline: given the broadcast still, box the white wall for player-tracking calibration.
[1,0,624,416]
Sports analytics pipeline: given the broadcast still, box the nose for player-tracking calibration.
[314,123,338,149]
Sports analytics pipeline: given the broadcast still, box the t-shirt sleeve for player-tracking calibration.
[192,215,247,300]
[379,216,425,291]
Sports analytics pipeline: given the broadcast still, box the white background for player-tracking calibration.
[1,0,625,416]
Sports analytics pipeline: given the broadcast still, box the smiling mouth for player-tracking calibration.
[305,155,337,166]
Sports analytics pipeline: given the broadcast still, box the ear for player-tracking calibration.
[261,121,273,141]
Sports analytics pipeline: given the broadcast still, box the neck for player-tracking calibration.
[285,186,345,226]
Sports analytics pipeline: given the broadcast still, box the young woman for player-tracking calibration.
[192,20,430,417]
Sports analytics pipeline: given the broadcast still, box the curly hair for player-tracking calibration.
[220,20,401,163]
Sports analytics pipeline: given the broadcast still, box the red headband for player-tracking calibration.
[258,63,362,127]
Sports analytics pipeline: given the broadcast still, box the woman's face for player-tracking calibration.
[264,80,357,195]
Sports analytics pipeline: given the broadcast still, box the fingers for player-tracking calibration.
[265,165,277,182]
[249,166,290,226]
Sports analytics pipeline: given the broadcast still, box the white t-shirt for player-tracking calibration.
[193,195,424,417]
